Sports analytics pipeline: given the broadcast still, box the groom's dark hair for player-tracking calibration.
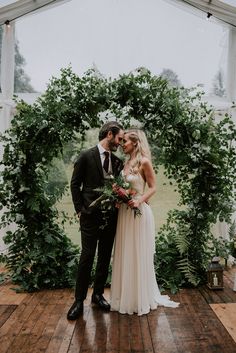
[99,121,123,141]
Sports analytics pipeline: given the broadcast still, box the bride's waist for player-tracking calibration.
[132,193,143,199]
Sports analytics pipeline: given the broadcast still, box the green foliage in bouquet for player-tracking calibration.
[1,66,236,291]
[90,174,141,229]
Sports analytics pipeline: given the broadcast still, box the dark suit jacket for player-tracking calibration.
[71,146,123,214]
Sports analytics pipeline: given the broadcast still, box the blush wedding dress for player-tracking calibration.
[110,172,179,316]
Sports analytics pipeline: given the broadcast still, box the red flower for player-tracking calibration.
[113,185,130,202]
[112,184,141,217]
[89,175,141,220]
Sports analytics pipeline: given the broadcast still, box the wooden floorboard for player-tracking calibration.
[210,303,236,344]
[0,305,17,329]
[0,267,236,352]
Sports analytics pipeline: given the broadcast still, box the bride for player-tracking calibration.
[110,129,179,315]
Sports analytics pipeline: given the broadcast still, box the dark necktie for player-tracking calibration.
[103,151,109,173]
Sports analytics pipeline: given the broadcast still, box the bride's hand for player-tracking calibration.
[128,199,140,208]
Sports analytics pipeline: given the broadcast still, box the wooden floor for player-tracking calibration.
[1,268,236,353]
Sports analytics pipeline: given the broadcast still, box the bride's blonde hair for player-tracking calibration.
[125,129,151,173]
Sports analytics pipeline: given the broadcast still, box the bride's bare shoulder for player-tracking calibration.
[140,157,152,167]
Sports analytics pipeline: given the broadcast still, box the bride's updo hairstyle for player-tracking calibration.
[125,129,151,174]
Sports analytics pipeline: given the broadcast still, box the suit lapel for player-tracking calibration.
[92,146,104,178]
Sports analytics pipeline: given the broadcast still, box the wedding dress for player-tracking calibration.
[110,172,179,316]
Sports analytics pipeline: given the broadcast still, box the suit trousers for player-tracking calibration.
[75,211,117,301]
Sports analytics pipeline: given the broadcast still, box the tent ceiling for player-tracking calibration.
[0,0,71,25]
[0,1,18,7]
[1,1,236,28]
[220,1,236,6]
[166,0,236,27]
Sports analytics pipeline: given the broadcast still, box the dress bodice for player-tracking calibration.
[124,172,145,197]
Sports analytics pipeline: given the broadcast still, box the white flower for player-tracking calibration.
[18,186,30,193]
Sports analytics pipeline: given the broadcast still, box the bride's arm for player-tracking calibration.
[128,157,156,208]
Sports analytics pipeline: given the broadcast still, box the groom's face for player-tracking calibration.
[108,129,124,152]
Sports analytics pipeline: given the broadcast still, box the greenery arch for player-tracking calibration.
[1,66,236,292]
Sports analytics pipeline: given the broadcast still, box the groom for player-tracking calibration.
[67,121,124,320]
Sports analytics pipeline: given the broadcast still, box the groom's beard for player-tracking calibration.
[108,138,119,152]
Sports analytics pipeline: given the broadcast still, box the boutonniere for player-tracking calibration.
[113,158,123,172]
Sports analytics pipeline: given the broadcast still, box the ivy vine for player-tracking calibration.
[1,66,236,292]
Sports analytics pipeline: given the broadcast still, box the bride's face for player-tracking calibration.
[122,135,135,155]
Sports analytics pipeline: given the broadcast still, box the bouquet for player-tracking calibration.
[111,183,142,217]
[89,174,142,223]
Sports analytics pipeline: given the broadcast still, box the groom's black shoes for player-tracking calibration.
[91,294,110,311]
[67,300,84,320]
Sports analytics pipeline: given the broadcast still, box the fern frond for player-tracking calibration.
[177,258,199,286]
[173,230,190,255]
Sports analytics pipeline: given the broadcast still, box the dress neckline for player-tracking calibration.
[122,170,146,184]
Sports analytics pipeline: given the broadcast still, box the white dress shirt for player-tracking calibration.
[97,143,112,174]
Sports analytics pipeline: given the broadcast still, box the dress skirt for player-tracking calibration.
[110,201,179,316]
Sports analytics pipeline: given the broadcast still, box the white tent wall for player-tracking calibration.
[0,22,15,253]
[166,1,236,102]
[227,27,236,102]
[0,0,71,252]
[212,26,236,243]
[0,22,15,134]
[1,0,236,251]
[165,0,236,243]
